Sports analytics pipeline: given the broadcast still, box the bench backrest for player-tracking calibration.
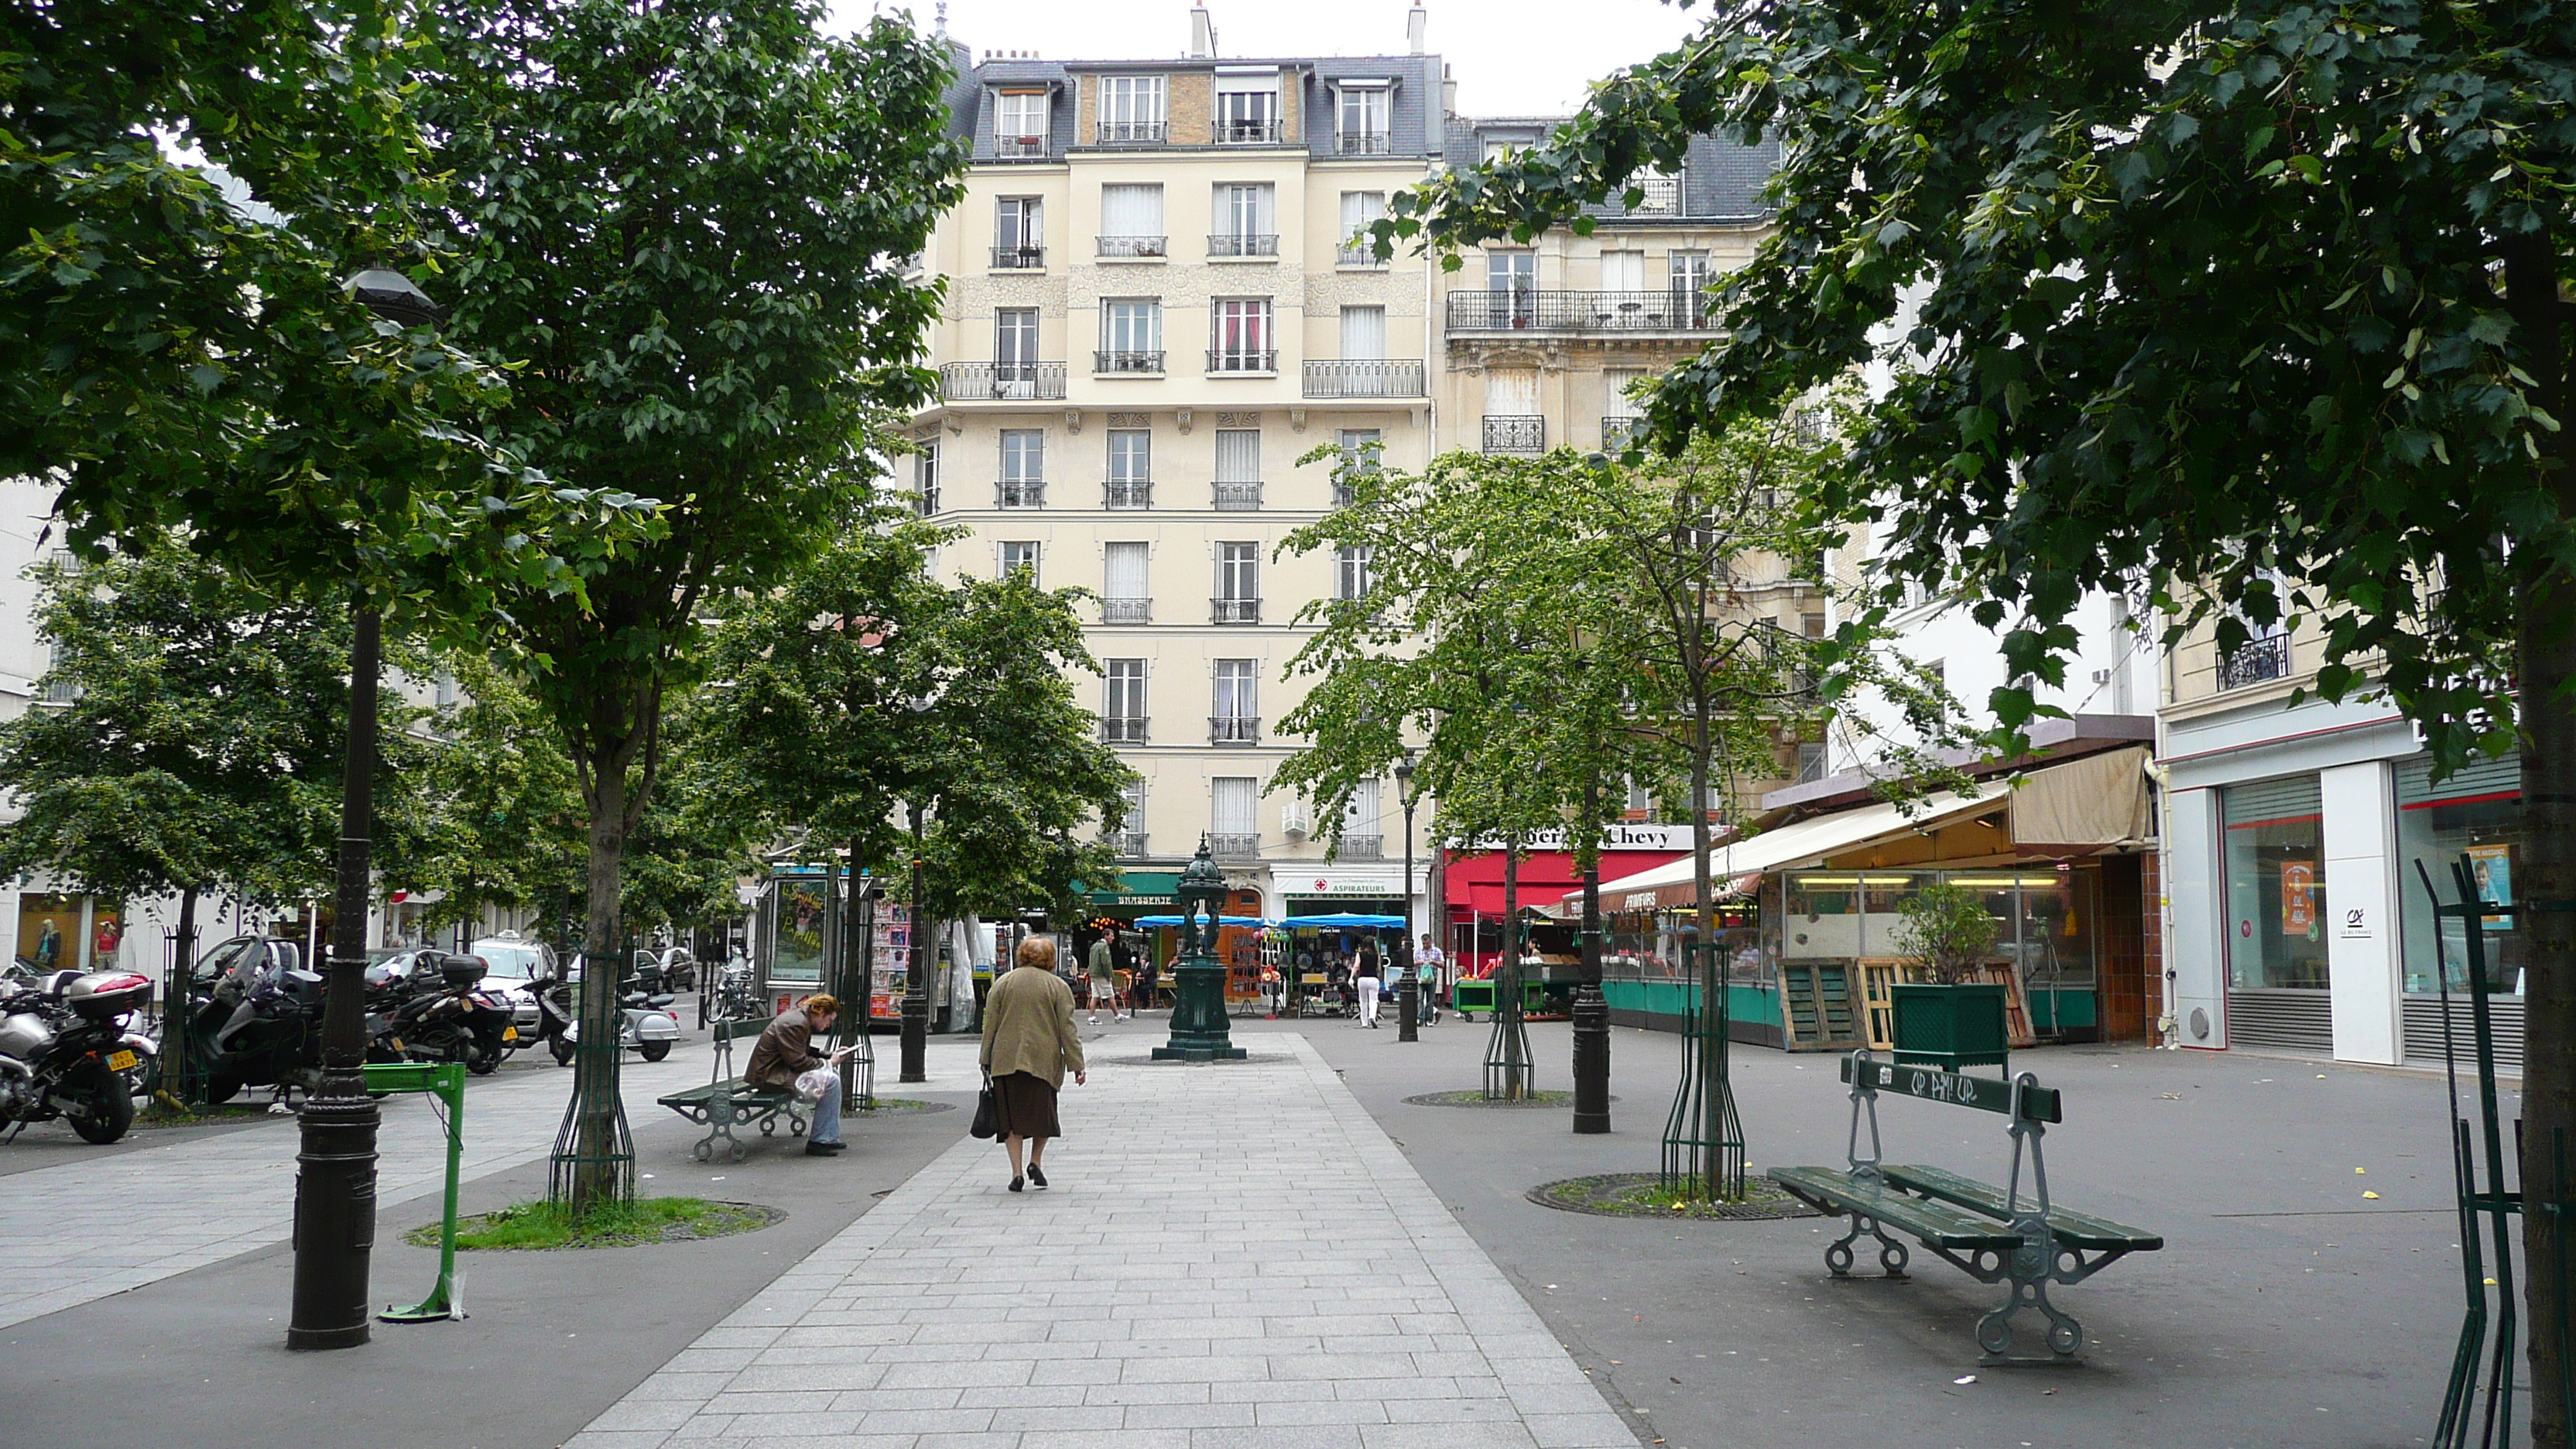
[1841,1053,2061,1124]
[714,1016,772,1045]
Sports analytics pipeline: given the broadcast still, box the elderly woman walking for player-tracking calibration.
[979,935,1086,1192]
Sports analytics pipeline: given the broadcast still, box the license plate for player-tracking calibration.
[502,1026,518,1042]
[389,1038,406,1053]
[105,1050,136,1072]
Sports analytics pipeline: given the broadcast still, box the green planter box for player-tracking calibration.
[1890,981,2010,1074]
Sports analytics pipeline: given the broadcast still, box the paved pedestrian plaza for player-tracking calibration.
[568,1034,1636,1449]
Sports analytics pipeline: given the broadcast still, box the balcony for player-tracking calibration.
[1097,235,1166,259]
[994,479,1046,509]
[1101,597,1151,624]
[1208,832,1261,857]
[1212,481,1262,512]
[1207,233,1279,259]
[1100,717,1149,745]
[1210,598,1262,625]
[1302,359,1424,399]
[915,487,940,517]
[1209,715,1262,746]
[1601,416,1648,450]
[1336,131,1392,156]
[1094,350,1165,375]
[1336,241,1385,267]
[1097,121,1167,146]
[989,245,1046,270]
[1115,831,1153,857]
[1213,118,1285,145]
[1102,481,1153,510]
[2217,633,2292,690]
[940,361,1065,402]
[1447,289,1717,334]
[1206,348,1278,375]
[1335,834,1384,861]
[1482,416,1547,454]
[994,135,1050,159]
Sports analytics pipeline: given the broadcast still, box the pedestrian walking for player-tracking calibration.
[1355,937,1384,1028]
[745,993,859,1157]
[1086,931,1124,1023]
[980,935,1086,1193]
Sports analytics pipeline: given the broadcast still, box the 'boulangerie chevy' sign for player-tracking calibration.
[1456,824,1699,852]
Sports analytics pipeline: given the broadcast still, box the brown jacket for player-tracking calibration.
[979,964,1084,1089]
[745,1009,825,1093]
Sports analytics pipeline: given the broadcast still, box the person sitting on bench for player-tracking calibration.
[746,993,856,1157]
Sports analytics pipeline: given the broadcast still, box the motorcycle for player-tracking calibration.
[558,969,682,1064]
[375,954,516,1074]
[178,936,326,1105]
[0,969,153,1143]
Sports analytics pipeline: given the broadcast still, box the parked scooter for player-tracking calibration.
[558,957,681,1063]
[176,935,326,1105]
[376,954,516,1074]
[0,969,153,1142]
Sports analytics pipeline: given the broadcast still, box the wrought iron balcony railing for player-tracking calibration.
[1096,235,1166,259]
[1335,241,1385,267]
[1601,416,1649,450]
[1101,481,1153,510]
[915,487,940,517]
[1115,831,1153,857]
[1207,232,1279,259]
[1482,415,1546,454]
[1213,119,1285,144]
[1301,359,1424,399]
[940,361,1065,401]
[1100,597,1151,624]
[989,245,1046,269]
[1208,715,1261,745]
[1212,481,1263,512]
[993,478,1046,509]
[1099,717,1149,745]
[1210,598,1262,625]
[1094,350,1165,375]
[1446,289,1716,333]
[2217,633,2292,690]
[1336,132,1392,156]
[1336,834,1385,861]
[994,135,1050,159]
[1208,832,1260,856]
[1096,121,1167,145]
[1206,348,1277,375]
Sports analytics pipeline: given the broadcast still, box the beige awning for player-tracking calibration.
[2009,745,2152,851]
[1577,781,2012,910]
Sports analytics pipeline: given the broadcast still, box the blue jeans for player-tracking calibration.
[810,1073,842,1143]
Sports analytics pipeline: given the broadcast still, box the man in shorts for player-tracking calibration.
[1086,932,1122,1023]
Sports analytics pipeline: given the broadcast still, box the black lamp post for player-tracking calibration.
[1571,773,1611,1134]
[288,265,445,1351]
[1396,750,1420,1043]
[902,805,929,1084]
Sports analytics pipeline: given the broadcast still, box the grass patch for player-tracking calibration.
[134,1096,275,1129]
[1529,1172,1821,1221]
[411,1196,781,1251]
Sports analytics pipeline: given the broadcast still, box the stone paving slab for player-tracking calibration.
[567,1034,1639,1449]
[0,1050,702,1327]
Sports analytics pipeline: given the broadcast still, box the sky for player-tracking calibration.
[827,1,1708,117]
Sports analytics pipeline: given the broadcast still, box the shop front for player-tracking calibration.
[1443,827,1691,981]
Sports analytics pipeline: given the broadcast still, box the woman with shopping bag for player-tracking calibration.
[978,935,1086,1193]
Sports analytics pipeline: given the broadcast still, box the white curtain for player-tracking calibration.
[1101,183,1161,238]
[1338,307,1386,360]
[1345,779,1381,833]
[1214,429,1261,482]
[1485,369,1540,414]
[1340,190,1386,242]
[1104,541,1149,598]
[1211,777,1258,834]
[1221,183,1275,236]
[1604,369,1646,419]
[1601,250,1646,292]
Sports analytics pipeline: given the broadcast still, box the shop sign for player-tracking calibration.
[1303,878,1396,896]
[2338,905,2372,940]
[1458,824,1697,852]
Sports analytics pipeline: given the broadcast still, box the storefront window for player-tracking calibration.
[1784,875,1864,957]
[2396,754,2525,995]
[2222,776,2330,989]
[1859,873,1930,955]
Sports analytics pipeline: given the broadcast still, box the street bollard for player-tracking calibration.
[361,1060,468,1324]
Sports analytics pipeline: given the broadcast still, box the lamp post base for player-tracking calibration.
[1151,1043,1249,1061]
[1571,984,1610,1135]
[286,1078,379,1350]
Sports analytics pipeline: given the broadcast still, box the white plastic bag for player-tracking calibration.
[793,1067,835,1102]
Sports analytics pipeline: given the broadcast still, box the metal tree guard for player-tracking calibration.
[157,925,203,1108]
[549,933,635,1207]
[1661,940,1745,1200]
[1483,904,1533,1101]
[2414,855,2573,1449]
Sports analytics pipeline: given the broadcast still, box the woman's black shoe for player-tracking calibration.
[1009,1175,1025,1193]
[1028,1165,1048,1190]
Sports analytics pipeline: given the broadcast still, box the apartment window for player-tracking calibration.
[1602,368,1646,449]
[1601,249,1647,293]
[1668,250,1712,325]
[1098,299,1163,373]
[1625,776,1654,816]
[1335,545,1374,601]
[995,308,1040,397]
[1104,659,1148,743]
[1211,776,1259,849]
[1483,137,1524,164]
[913,440,940,516]
[1214,73,1279,142]
[1338,190,1387,265]
[1210,298,1273,372]
[1342,777,1382,855]
[993,197,1043,267]
[1334,427,1381,505]
[999,429,1043,508]
[995,91,1048,155]
[1797,742,1828,784]
[1098,75,1166,142]
[999,541,1041,583]
[1336,84,1389,153]
[1116,779,1149,855]
[1098,183,1164,256]
[1105,430,1151,509]
[1214,429,1261,510]
[1486,251,1536,327]
[1215,543,1259,624]
[1213,663,1259,744]
[1629,170,1680,214]
[1211,183,1276,257]
[1103,541,1150,622]
[1338,305,1386,364]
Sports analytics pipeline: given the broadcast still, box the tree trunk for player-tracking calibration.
[166,886,199,1106]
[2507,234,2574,1444]
[568,762,628,1211]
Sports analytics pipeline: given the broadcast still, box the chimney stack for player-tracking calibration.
[1407,5,1428,55]
[1441,61,1457,119]
[1189,5,1217,60]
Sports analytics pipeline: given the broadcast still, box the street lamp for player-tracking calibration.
[1395,750,1421,1043]
[1571,774,1610,1134]
[289,265,451,1351]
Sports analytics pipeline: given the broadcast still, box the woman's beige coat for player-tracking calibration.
[980,964,1085,1088]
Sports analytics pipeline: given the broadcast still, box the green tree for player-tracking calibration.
[1372,0,2576,1412]
[392,651,584,944]
[408,0,967,1201]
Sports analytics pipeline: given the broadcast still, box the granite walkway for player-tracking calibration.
[568,1033,1639,1449]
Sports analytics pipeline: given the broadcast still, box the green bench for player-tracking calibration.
[655,1016,807,1163]
[1768,1050,2163,1362]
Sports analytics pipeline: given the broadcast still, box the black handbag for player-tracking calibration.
[970,1073,999,1139]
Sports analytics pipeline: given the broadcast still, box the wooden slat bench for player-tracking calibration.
[1767,1050,2163,1362]
[655,1016,807,1163]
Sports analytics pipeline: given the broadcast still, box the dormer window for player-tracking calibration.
[995,90,1048,157]
[1214,67,1281,144]
[1098,75,1166,144]
[1336,81,1389,155]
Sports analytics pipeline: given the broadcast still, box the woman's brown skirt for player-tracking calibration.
[991,1071,1061,1140]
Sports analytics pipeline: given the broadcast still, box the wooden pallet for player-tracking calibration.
[1780,959,1866,1051]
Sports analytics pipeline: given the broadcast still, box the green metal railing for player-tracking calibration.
[363,1060,466,1324]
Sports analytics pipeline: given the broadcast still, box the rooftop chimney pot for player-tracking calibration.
[1190,6,1217,60]
[1407,4,1428,55]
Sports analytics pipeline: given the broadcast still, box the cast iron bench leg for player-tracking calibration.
[1825,1210,1910,1279]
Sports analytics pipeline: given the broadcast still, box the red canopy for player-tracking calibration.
[1443,848,1688,916]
